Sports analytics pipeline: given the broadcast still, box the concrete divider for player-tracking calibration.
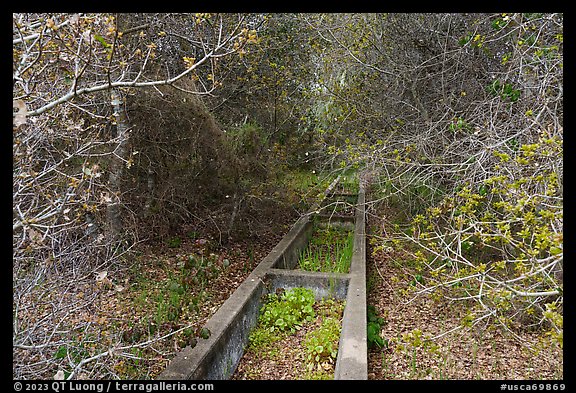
[158,178,367,380]
[158,214,313,380]
[266,268,350,301]
[334,186,367,379]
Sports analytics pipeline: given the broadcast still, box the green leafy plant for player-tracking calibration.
[367,305,388,349]
[167,236,182,248]
[487,79,521,102]
[409,274,424,286]
[248,326,283,350]
[258,287,315,333]
[448,117,472,132]
[304,317,341,370]
[298,224,354,273]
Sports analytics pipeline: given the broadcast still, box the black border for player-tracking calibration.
[9,7,569,390]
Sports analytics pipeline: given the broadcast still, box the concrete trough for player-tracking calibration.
[158,181,367,380]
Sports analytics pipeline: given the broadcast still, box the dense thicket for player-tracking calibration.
[13,13,562,379]
[304,13,562,345]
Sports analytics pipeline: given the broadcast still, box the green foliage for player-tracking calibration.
[128,253,222,330]
[448,117,472,132]
[258,287,316,333]
[458,33,473,46]
[54,345,67,359]
[367,305,388,349]
[244,288,346,378]
[168,236,182,248]
[199,327,211,339]
[226,121,267,157]
[409,133,562,338]
[53,336,91,365]
[337,169,360,193]
[183,254,221,289]
[409,274,424,286]
[246,295,344,379]
[93,33,111,48]
[487,79,521,102]
[298,224,354,273]
[277,169,333,209]
[304,317,341,369]
[394,328,439,355]
[459,33,486,50]
[491,17,508,30]
[543,302,563,349]
[248,326,284,350]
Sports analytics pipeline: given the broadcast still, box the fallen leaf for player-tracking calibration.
[28,228,43,244]
[13,100,27,127]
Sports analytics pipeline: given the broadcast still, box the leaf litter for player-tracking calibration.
[365,203,563,380]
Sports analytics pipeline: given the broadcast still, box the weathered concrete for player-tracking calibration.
[159,275,266,379]
[266,268,350,301]
[158,214,313,380]
[270,218,313,270]
[334,185,367,380]
[158,176,368,380]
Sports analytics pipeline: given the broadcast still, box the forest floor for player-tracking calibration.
[15,228,290,380]
[365,199,564,380]
[15,171,563,380]
[101,230,289,379]
[14,192,302,380]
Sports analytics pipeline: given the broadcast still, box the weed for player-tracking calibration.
[304,317,341,369]
[258,287,315,333]
[167,237,182,248]
[125,254,222,334]
[381,351,389,378]
[304,369,333,380]
[410,347,418,376]
[242,290,345,380]
[182,254,220,289]
[336,169,359,193]
[279,169,335,209]
[367,305,388,349]
[298,224,354,273]
[248,326,284,351]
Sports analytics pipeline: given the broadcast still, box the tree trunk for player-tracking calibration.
[143,162,155,219]
[107,88,130,239]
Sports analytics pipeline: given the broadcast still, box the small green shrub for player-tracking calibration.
[167,236,182,248]
[258,287,315,333]
[247,326,283,351]
[304,317,341,369]
[367,305,388,349]
[487,79,521,102]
